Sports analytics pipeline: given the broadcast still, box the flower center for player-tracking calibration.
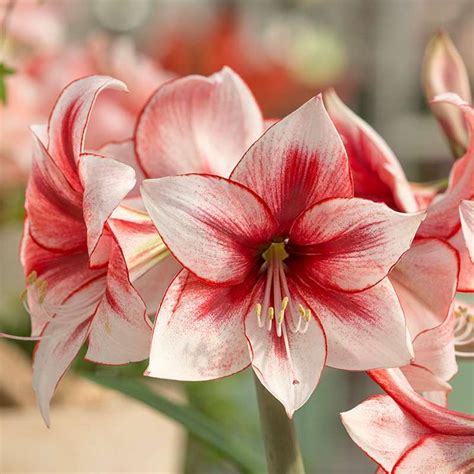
[453,304,474,358]
[254,241,311,337]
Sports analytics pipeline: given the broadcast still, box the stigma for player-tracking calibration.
[254,242,312,337]
[453,303,474,358]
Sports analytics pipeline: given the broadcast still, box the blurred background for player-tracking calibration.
[0,0,473,472]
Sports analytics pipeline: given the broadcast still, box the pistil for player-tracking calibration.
[254,242,311,337]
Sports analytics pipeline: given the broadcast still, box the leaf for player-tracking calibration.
[0,62,15,105]
[84,373,264,473]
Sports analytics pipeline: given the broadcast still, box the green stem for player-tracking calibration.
[254,375,305,474]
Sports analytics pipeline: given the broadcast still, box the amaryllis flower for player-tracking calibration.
[141,95,424,416]
[19,76,151,425]
[323,89,460,400]
[107,67,264,314]
[422,31,472,158]
[341,368,474,473]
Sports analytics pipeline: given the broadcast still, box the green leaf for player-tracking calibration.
[0,62,16,105]
[84,373,264,474]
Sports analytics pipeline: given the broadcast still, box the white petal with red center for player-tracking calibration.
[48,75,127,191]
[33,318,92,426]
[369,368,474,435]
[324,89,417,213]
[21,228,106,336]
[393,434,474,473]
[141,174,277,285]
[31,276,107,425]
[246,280,326,417]
[26,132,86,253]
[297,278,413,370]
[289,197,424,292]
[146,270,252,380]
[389,238,459,337]
[231,95,352,234]
[135,67,263,179]
[86,244,151,364]
[460,200,474,263]
[341,394,431,473]
[79,153,136,260]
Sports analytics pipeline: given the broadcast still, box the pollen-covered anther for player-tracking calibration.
[255,303,263,327]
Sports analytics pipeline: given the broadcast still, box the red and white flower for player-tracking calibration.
[323,88,461,401]
[341,368,474,473]
[141,95,424,416]
[107,67,265,314]
[20,76,152,425]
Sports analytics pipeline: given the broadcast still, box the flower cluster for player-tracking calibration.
[11,31,474,470]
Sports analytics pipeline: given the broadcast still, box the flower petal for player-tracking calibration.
[130,256,181,316]
[48,75,127,191]
[401,364,452,393]
[324,89,417,212]
[231,95,352,234]
[460,200,474,263]
[79,153,136,261]
[99,139,146,198]
[289,198,424,292]
[369,368,474,435]
[341,394,430,472]
[26,131,86,253]
[450,230,474,292]
[417,95,474,239]
[389,238,459,337]
[21,224,106,336]
[146,270,251,381]
[135,67,263,179]
[245,281,327,417]
[85,243,152,364]
[411,311,457,383]
[393,434,474,473]
[141,174,277,285]
[297,278,413,370]
[33,317,92,426]
[422,32,471,157]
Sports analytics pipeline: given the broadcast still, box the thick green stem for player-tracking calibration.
[254,375,305,474]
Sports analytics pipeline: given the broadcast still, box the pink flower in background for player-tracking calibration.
[1,34,173,188]
[342,369,474,473]
[141,95,424,416]
[21,76,151,425]
[107,67,264,315]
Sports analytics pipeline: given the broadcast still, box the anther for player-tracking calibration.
[267,307,274,331]
[255,304,263,327]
